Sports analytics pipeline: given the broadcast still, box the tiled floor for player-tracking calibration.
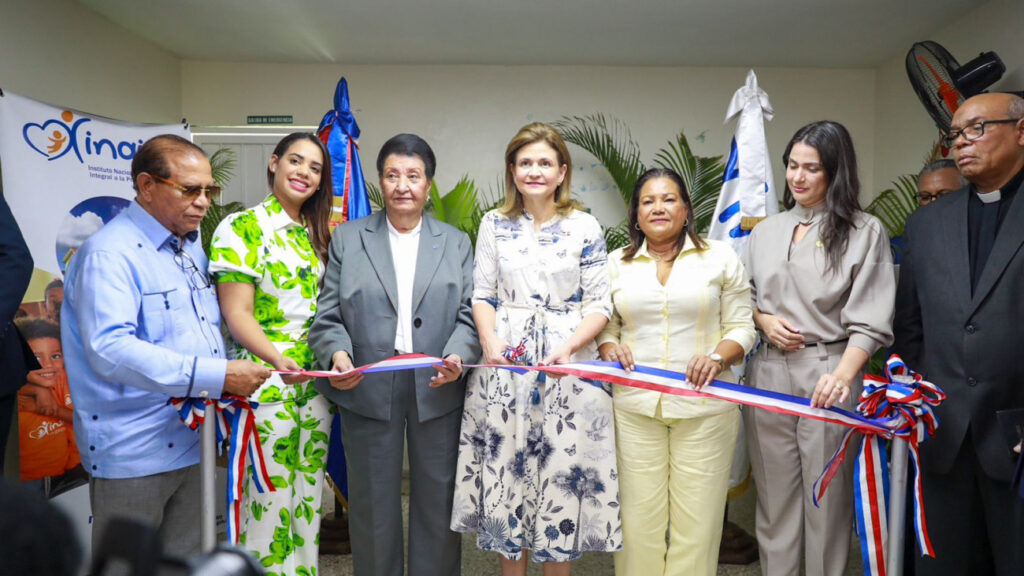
[319,482,865,575]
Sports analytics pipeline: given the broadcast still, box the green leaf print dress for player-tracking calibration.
[209,195,330,576]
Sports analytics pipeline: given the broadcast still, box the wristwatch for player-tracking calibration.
[709,352,726,367]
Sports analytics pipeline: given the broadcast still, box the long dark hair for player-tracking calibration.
[267,133,333,265]
[782,121,861,273]
[622,167,706,261]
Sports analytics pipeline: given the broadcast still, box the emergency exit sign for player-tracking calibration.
[247,115,293,125]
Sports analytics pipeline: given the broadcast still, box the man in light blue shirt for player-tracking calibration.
[62,134,271,559]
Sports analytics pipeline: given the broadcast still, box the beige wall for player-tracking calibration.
[183,62,875,224]
[8,0,1021,223]
[0,0,181,123]
[873,0,1024,191]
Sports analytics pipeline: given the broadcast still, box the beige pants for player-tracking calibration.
[614,403,739,576]
[744,341,857,576]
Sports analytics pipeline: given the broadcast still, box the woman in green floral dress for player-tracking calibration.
[209,132,334,576]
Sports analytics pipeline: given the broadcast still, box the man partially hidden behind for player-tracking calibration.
[916,158,966,208]
[895,93,1024,575]
[62,135,270,559]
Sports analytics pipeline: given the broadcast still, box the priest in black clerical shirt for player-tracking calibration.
[895,92,1024,576]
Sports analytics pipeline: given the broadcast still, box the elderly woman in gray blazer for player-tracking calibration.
[309,133,480,576]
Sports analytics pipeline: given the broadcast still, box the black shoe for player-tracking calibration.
[718,521,759,565]
[320,538,352,556]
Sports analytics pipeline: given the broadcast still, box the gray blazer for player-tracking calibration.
[894,179,1024,482]
[309,211,480,422]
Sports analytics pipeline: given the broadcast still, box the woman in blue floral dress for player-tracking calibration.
[209,133,333,576]
[451,122,622,575]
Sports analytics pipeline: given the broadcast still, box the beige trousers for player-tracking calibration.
[744,341,857,576]
[614,403,739,576]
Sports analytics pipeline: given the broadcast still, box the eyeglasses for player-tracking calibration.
[917,191,949,204]
[174,249,212,291]
[150,174,222,201]
[941,118,1022,148]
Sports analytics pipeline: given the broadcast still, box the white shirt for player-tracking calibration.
[387,216,421,353]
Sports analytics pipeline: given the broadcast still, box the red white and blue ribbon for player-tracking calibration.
[283,351,944,576]
[171,395,276,544]
[289,353,898,433]
[811,355,944,576]
[503,338,530,364]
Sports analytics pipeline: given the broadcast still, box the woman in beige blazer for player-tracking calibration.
[743,121,895,576]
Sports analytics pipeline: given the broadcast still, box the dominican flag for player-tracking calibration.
[708,69,777,258]
[318,77,371,226]
[317,76,372,505]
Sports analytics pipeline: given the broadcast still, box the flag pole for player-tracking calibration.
[200,402,217,551]
[886,437,910,575]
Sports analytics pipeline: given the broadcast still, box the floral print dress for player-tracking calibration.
[209,195,330,576]
[451,209,623,562]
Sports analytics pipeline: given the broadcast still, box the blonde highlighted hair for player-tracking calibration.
[499,122,578,217]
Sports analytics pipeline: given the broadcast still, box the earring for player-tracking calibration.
[634,222,641,231]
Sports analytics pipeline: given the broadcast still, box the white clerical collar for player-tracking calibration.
[976,189,1002,204]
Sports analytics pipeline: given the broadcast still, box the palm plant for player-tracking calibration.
[653,132,727,234]
[427,176,482,244]
[366,181,384,213]
[863,174,918,238]
[201,147,245,257]
[553,114,643,207]
[553,114,726,250]
[865,140,946,239]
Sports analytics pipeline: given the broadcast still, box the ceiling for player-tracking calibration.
[79,0,983,68]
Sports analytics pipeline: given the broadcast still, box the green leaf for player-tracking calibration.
[653,131,725,235]
[864,174,918,237]
[366,182,384,213]
[200,198,245,258]
[553,114,644,206]
[199,147,245,258]
[269,475,288,489]
[209,147,237,188]
[426,180,446,221]
[602,219,630,252]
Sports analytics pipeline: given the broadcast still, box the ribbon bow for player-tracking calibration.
[171,395,276,544]
[812,355,945,575]
[502,338,530,364]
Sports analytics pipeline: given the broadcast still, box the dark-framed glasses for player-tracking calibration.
[150,174,222,201]
[174,249,212,290]
[917,191,949,204]
[942,118,1022,148]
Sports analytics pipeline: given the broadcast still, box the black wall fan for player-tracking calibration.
[906,40,1009,133]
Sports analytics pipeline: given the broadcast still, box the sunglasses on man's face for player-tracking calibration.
[150,174,222,201]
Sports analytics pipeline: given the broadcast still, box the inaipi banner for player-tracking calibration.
[0,90,188,494]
